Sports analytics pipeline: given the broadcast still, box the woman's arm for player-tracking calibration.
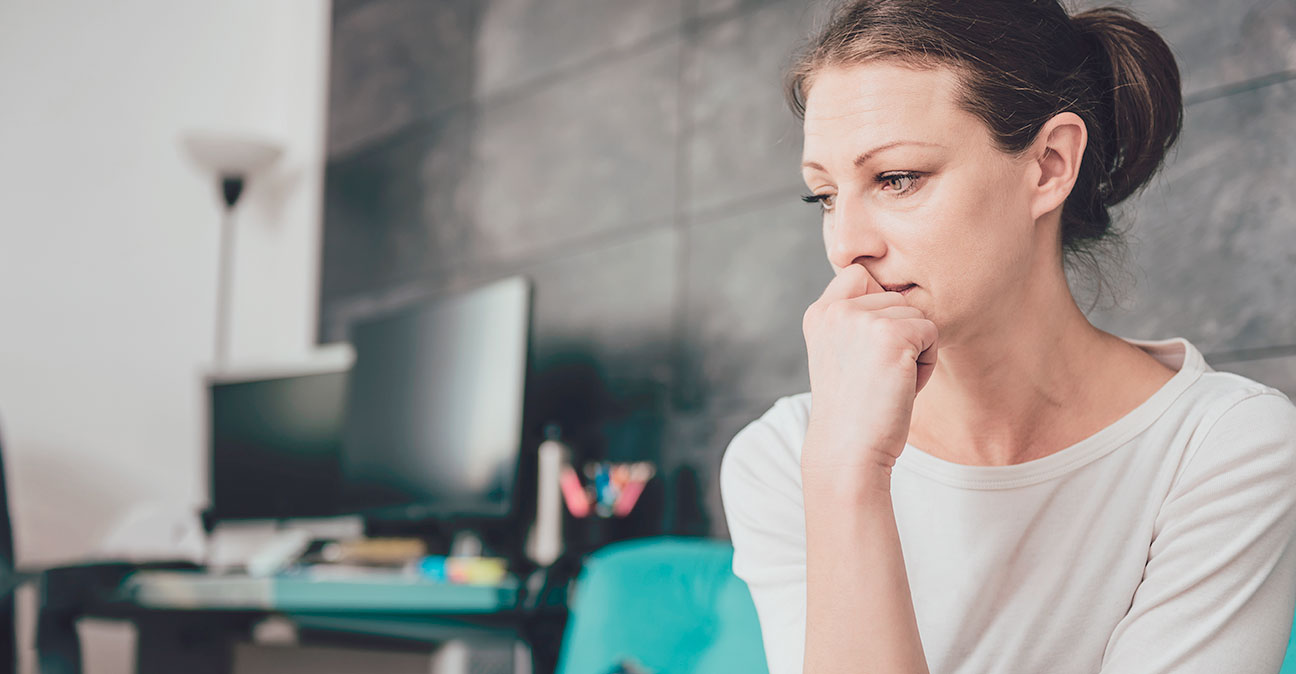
[802,455,929,674]
[1098,391,1296,672]
[720,411,810,674]
[797,261,936,673]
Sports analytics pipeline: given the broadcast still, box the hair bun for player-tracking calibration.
[1071,6,1183,206]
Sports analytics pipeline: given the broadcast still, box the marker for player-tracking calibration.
[613,478,647,517]
[560,465,590,517]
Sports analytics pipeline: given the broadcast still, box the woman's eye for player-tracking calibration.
[800,192,835,212]
[801,172,922,211]
[878,171,922,196]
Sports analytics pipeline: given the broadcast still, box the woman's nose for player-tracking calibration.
[826,202,888,269]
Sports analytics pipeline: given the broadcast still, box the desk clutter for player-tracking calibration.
[298,537,509,586]
[560,461,655,519]
[116,534,518,616]
[120,564,519,614]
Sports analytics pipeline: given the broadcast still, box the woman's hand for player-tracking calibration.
[801,263,939,481]
[800,262,936,674]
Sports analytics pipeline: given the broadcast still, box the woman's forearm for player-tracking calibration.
[802,453,930,674]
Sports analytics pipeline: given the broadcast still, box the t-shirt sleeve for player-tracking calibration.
[1100,390,1296,673]
[719,397,810,674]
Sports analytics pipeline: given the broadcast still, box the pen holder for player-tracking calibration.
[559,460,655,519]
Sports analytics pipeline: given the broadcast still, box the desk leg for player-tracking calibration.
[34,606,81,674]
[134,614,252,674]
[37,565,137,674]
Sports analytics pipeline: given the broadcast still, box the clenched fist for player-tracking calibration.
[801,263,939,481]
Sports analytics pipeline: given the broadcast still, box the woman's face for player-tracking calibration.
[800,61,1047,345]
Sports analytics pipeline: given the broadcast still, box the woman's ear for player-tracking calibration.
[1029,111,1087,221]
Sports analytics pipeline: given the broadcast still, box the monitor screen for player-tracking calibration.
[208,369,348,521]
[341,276,531,520]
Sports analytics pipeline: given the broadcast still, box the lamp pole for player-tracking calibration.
[212,175,246,370]
[181,130,282,373]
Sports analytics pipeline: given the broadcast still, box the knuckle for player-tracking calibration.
[871,320,903,341]
[798,305,819,337]
[803,302,824,328]
[823,301,851,322]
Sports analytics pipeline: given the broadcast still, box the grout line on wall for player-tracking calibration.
[472,218,679,279]
[1203,343,1296,366]
[1184,69,1296,107]
[328,63,1294,168]
[685,183,809,228]
[663,0,700,535]
[475,27,684,110]
[323,218,678,332]
[473,0,765,111]
[671,6,698,416]
[326,101,477,169]
[329,45,680,167]
[685,0,775,32]
[327,0,773,168]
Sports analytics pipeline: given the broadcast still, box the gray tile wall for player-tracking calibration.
[321,0,1296,539]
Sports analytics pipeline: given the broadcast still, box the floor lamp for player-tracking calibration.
[182,132,284,371]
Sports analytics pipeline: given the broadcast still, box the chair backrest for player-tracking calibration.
[1281,621,1296,673]
[555,536,769,674]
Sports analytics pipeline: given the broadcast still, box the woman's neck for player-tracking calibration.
[906,263,1128,467]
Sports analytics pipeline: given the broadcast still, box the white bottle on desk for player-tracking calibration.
[525,424,569,567]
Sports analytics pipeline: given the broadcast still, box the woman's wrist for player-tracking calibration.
[801,438,897,500]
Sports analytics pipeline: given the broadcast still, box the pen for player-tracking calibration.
[613,477,647,517]
[560,464,590,517]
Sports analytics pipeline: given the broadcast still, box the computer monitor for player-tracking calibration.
[340,276,532,522]
[207,367,349,522]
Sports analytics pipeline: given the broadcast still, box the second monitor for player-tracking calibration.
[340,276,532,523]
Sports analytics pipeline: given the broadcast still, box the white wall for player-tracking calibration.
[0,1,332,671]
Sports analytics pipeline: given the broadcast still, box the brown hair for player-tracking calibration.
[785,0,1183,309]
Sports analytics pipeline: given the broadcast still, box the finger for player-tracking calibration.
[915,325,938,367]
[819,263,884,304]
[901,318,939,395]
[915,323,939,394]
[848,304,926,321]
[842,292,921,313]
[907,317,939,363]
[889,317,939,365]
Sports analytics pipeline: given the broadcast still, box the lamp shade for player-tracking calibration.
[182,130,284,177]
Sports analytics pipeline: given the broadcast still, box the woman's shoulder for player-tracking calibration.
[1161,355,1296,494]
[729,392,813,457]
[1127,335,1295,436]
[1179,353,1296,432]
[719,393,813,493]
[1180,370,1296,449]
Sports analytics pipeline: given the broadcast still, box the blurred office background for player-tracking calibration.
[320,0,1296,543]
[0,0,1293,673]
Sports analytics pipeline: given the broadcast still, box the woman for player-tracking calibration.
[718,1,1296,673]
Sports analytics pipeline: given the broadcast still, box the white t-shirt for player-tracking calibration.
[720,336,1296,674]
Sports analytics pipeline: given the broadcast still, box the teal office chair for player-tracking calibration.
[551,536,1296,673]
[554,537,769,674]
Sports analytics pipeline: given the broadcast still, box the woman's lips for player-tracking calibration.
[882,283,916,295]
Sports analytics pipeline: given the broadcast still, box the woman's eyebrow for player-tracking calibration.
[801,140,946,172]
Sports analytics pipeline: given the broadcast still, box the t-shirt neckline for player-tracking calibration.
[893,336,1206,490]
